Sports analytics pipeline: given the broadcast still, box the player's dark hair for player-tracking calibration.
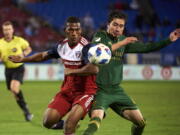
[66,16,80,24]
[2,21,13,27]
[108,10,127,24]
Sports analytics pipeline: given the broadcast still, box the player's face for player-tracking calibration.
[107,18,125,37]
[65,23,82,44]
[2,25,14,38]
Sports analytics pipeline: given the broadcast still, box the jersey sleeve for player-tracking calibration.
[20,38,30,50]
[47,44,60,58]
[82,43,96,64]
[125,38,172,53]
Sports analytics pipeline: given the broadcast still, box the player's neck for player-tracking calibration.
[107,31,118,40]
[4,36,13,42]
[68,41,77,47]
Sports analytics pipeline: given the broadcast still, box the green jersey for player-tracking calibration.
[92,31,172,88]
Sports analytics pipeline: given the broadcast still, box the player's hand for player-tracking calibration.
[64,68,73,75]
[8,55,23,63]
[122,37,138,45]
[169,28,180,42]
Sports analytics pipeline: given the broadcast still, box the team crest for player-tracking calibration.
[12,48,17,52]
[108,41,112,45]
[95,37,101,42]
[75,51,81,58]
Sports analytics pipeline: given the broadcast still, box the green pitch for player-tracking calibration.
[0,81,180,135]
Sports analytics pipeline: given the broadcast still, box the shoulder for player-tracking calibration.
[94,30,107,37]
[56,38,68,50]
[92,31,107,43]
[80,37,89,46]
[0,38,5,48]
[14,36,24,41]
[14,36,29,43]
[61,38,68,45]
[0,37,4,43]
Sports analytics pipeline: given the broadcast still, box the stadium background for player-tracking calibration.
[0,0,180,135]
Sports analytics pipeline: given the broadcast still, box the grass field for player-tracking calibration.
[0,81,180,135]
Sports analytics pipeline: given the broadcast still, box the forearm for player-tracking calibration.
[22,52,48,62]
[111,41,126,52]
[111,37,138,52]
[66,64,99,75]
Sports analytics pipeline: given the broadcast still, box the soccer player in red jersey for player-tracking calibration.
[9,16,98,135]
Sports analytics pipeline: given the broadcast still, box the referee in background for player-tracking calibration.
[0,21,33,121]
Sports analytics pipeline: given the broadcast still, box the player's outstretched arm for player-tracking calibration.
[23,46,32,56]
[64,63,99,75]
[9,51,51,63]
[125,28,180,53]
[111,37,138,51]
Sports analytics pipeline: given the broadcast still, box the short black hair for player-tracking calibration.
[108,10,127,23]
[66,16,80,24]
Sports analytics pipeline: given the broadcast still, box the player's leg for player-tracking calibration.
[11,79,33,120]
[82,91,111,135]
[110,90,146,135]
[123,109,146,135]
[82,109,104,135]
[5,66,33,121]
[43,92,70,129]
[64,95,94,135]
[64,104,83,135]
[43,108,64,129]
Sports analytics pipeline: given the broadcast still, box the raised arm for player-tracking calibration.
[125,29,180,53]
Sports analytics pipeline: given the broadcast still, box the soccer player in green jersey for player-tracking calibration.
[0,21,33,121]
[65,11,180,135]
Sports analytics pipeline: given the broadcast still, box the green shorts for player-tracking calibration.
[92,85,138,116]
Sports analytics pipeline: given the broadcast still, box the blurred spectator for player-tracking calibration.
[82,13,95,40]
[24,22,36,36]
[82,13,94,30]
[130,0,139,10]
[15,0,27,8]
[108,1,130,11]
[28,16,40,29]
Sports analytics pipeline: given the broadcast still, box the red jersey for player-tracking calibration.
[48,37,97,96]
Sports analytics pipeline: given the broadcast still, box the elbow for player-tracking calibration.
[94,66,99,74]
[82,64,99,74]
